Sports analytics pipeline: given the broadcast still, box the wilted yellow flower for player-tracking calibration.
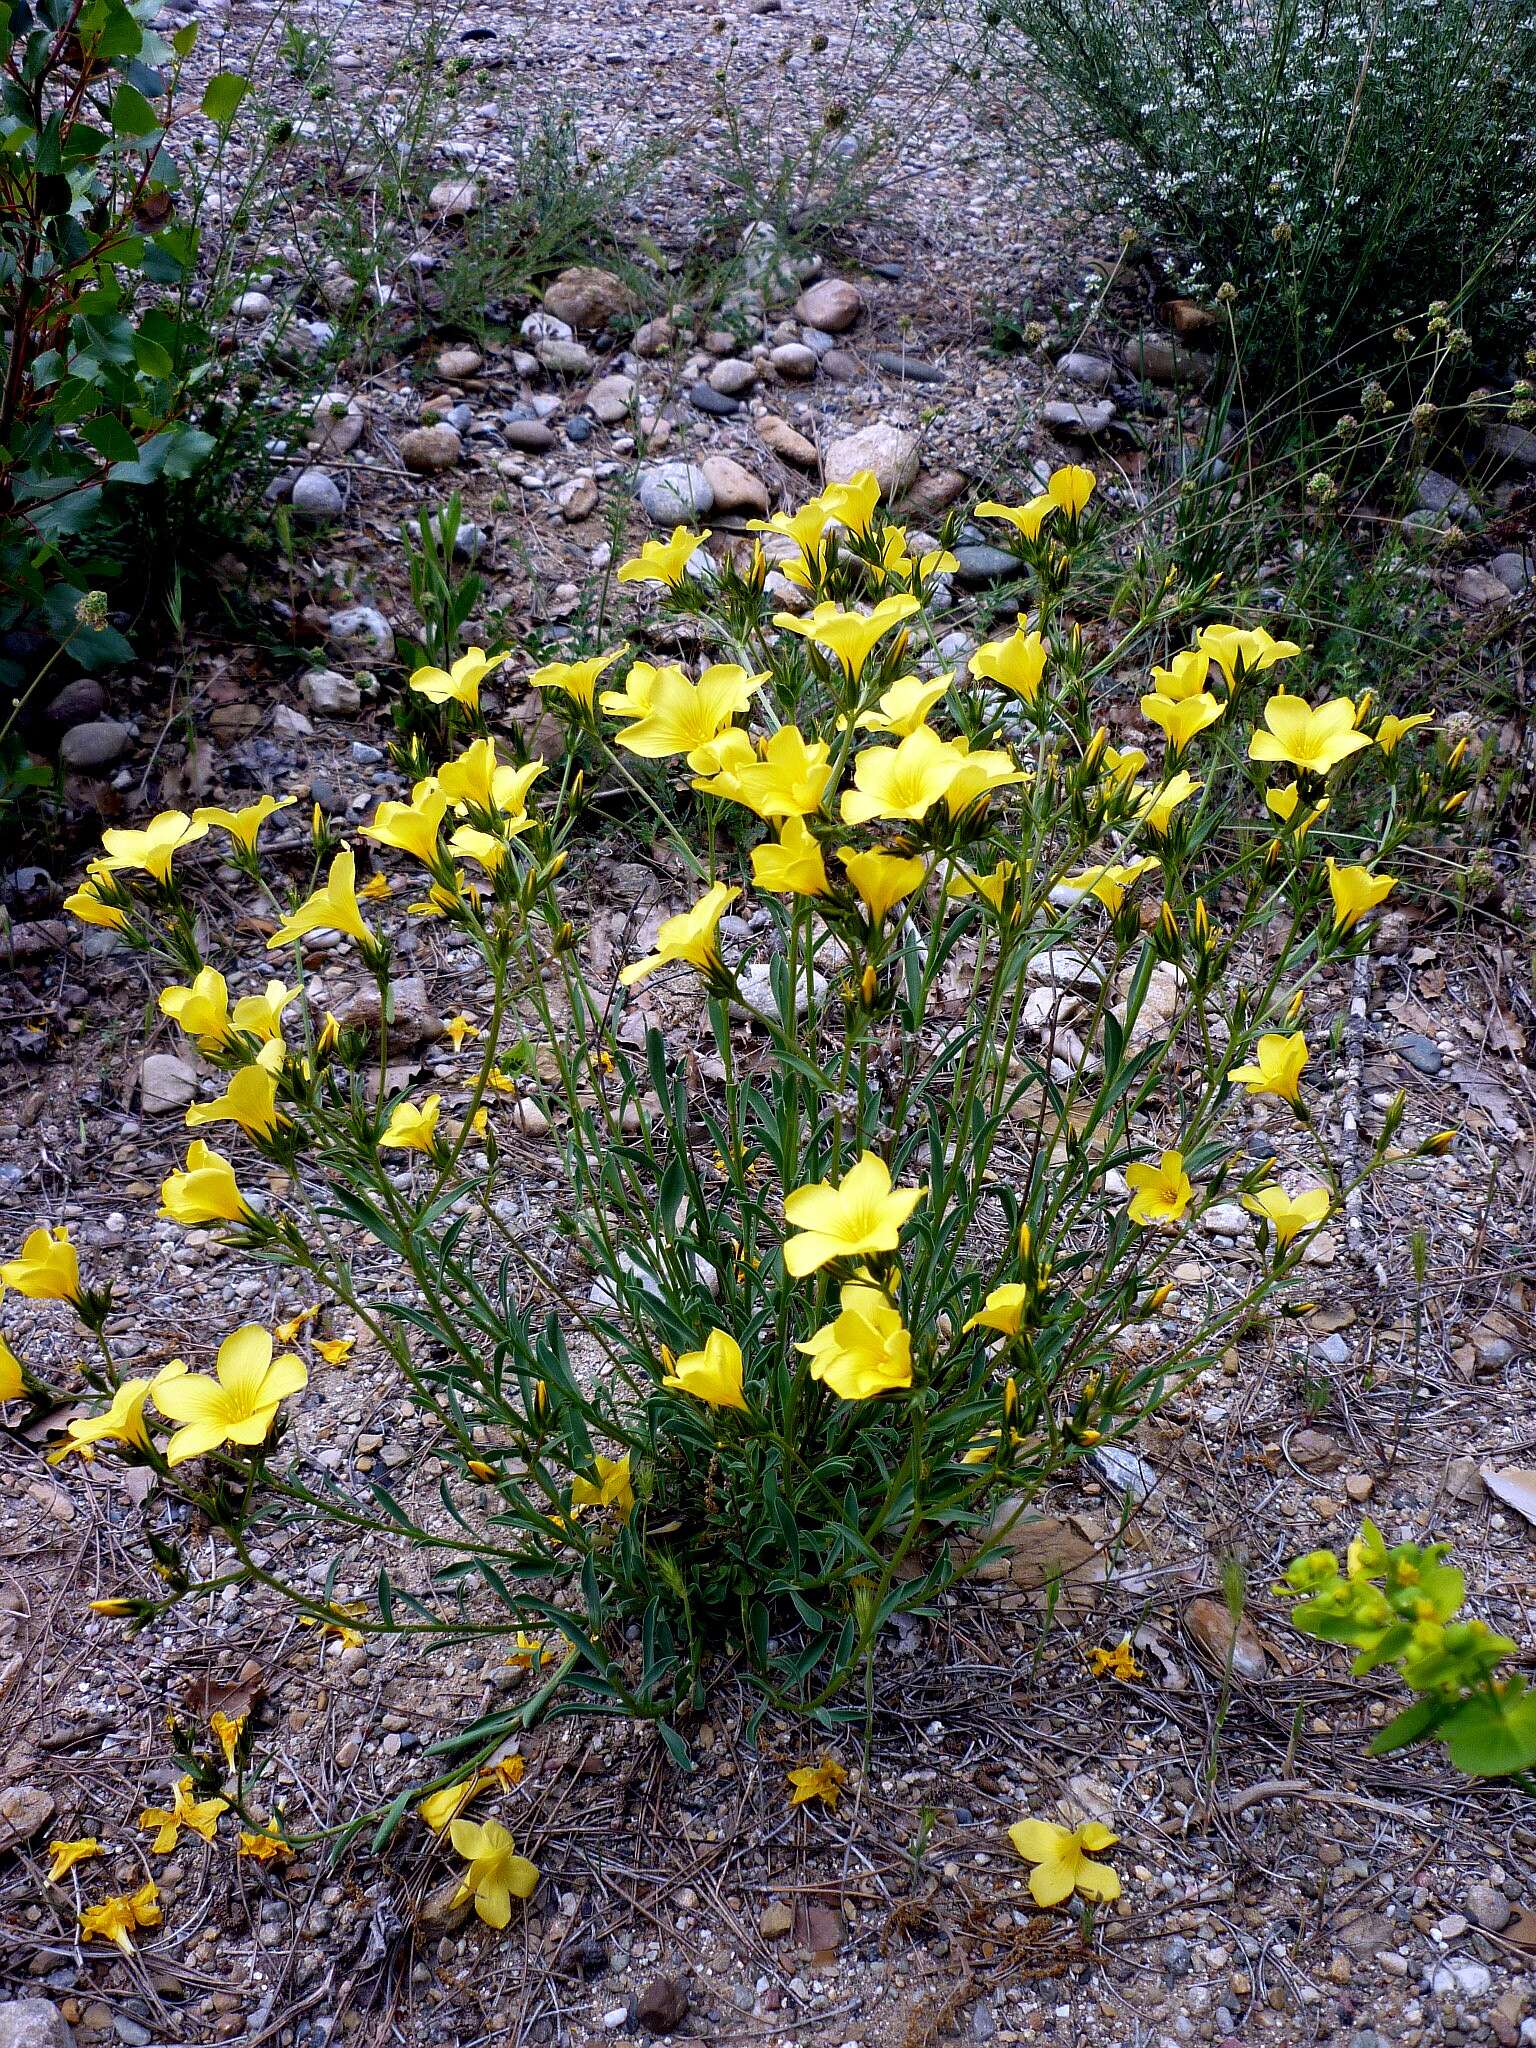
[530,646,627,711]
[193,794,294,854]
[449,1817,539,1928]
[274,1306,318,1345]
[619,883,738,987]
[662,1329,748,1411]
[1243,1182,1331,1245]
[79,1879,161,1953]
[1248,696,1372,776]
[840,847,926,927]
[238,1821,292,1862]
[798,1284,912,1400]
[616,525,709,587]
[47,1837,102,1882]
[443,1013,478,1052]
[139,1776,227,1854]
[185,1062,287,1143]
[1009,1818,1122,1905]
[507,1632,550,1671]
[783,1152,923,1276]
[100,810,208,884]
[314,1335,355,1365]
[774,593,919,679]
[3,1224,81,1303]
[268,848,375,952]
[1125,1149,1194,1226]
[379,1096,442,1153]
[1326,859,1396,932]
[571,1452,633,1515]
[152,1324,307,1466]
[787,1757,847,1809]
[751,816,830,897]
[211,1710,245,1772]
[1141,689,1224,753]
[1087,1640,1144,1682]
[969,626,1048,704]
[409,646,510,710]
[1227,1031,1309,1105]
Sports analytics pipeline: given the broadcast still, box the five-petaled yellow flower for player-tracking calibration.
[48,1368,180,1462]
[362,785,450,868]
[193,794,294,853]
[752,817,830,898]
[409,646,510,710]
[840,847,927,928]
[159,965,232,1050]
[185,1061,288,1143]
[619,883,739,987]
[79,1879,161,1954]
[1009,1817,1122,1906]
[449,1816,539,1928]
[783,1151,923,1276]
[1087,1640,1144,1683]
[1148,649,1210,701]
[969,626,1048,704]
[379,1096,442,1153]
[1133,770,1201,835]
[661,1329,748,1411]
[1248,695,1372,777]
[152,1324,307,1466]
[530,646,627,711]
[774,593,919,679]
[268,848,375,952]
[787,1758,847,1810]
[840,725,961,825]
[63,863,131,931]
[571,1452,633,1516]
[612,663,765,763]
[1047,463,1096,518]
[1125,1149,1194,1227]
[798,1283,912,1400]
[1243,1182,1331,1246]
[1228,1031,1309,1105]
[2,1224,81,1303]
[1374,711,1432,756]
[1196,622,1301,689]
[1327,860,1396,932]
[975,494,1055,543]
[856,672,952,736]
[1141,690,1224,754]
[100,810,208,884]
[964,1283,1030,1338]
[139,1775,228,1854]
[617,526,709,587]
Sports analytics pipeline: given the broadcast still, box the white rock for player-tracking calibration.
[637,462,713,525]
[328,606,394,658]
[1027,947,1103,992]
[233,290,272,320]
[585,374,636,425]
[700,454,770,516]
[302,668,361,716]
[140,1052,198,1114]
[427,179,478,216]
[793,278,862,332]
[823,422,920,498]
[291,467,344,522]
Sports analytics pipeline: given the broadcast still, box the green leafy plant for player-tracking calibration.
[1280,1521,1536,1781]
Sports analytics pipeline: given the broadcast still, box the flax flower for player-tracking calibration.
[570,1452,633,1515]
[268,848,375,952]
[855,672,952,736]
[840,724,961,825]
[1009,1818,1122,1906]
[1243,1182,1331,1246]
[661,1329,748,1411]
[361,785,450,868]
[1060,856,1160,914]
[100,809,207,884]
[1132,770,1201,835]
[943,740,1027,817]
[185,1062,287,1143]
[1197,622,1302,689]
[1141,689,1224,753]
[1248,696,1372,777]
[1374,711,1432,756]
[0,1331,22,1403]
[152,1324,307,1466]
[612,664,765,762]
[1047,463,1096,517]
[530,646,626,712]
[964,1283,1031,1338]
[975,495,1056,542]
[797,1283,912,1399]
[63,864,131,931]
[48,1368,180,1461]
[79,1880,161,1953]
[1227,1031,1309,1105]
[774,593,918,679]
[817,470,881,536]
[787,1758,847,1809]
[619,883,738,987]
[1326,860,1396,932]
[448,1817,539,1928]
[969,626,1048,704]
[193,794,294,853]
[616,526,709,587]
[3,1224,81,1303]
[158,966,231,1049]
[752,817,829,897]
[139,1776,228,1854]
[725,725,832,820]
[783,1151,923,1276]
[47,1837,102,1882]
[1125,1149,1194,1226]
[409,646,509,710]
[1148,650,1210,701]
[379,1096,441,1153]
[840,847,926,928]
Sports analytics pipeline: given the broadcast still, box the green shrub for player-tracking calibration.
[973,0,1536,381]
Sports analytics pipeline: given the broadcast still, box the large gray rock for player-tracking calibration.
[302,668,361,716]
[58,719,130,771]
[1414,468,1480,527]
[1486,421,1536,469]
[398,424,461,474]
[291,467,344,522]
[328,606,394,659]
[700,455,770,516]
[637,462,713,525]
[823,422,920,497]
[1042,398,1116,438]
[584,374,635,425]
[140,1052,199,1113]
[0,2001,72,2048]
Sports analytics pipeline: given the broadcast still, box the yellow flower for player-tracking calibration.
[530,646,627,711]
[943,739,1027,817]
[0,1329,22,1403]
[1375,711,1432,756]
[268,849,375,952]
[1009,1817,1122,1906]
[1095,741,1147,792]
[1243,1182,1331,1246]
[3,1224,80,1303]
[379,1096,442,1153]
[1141,690,1224,753]
[662,1329,748,1411]
[314,1335,355,1365]
[947,858,1018,915]
[1086,1640,1144,1682]
[449,1817,539,1928]
[444,1013,478,1052]
[774,593,919,678]
[1132,770,1201,835]
[505,1630,550,1671]
[139,1776,228,1854]
[787,1758,847,1809]
[963,1283,1030,1337]
[727,725,833,820]
[434,738,497,811]
[783,1151,923,1276]
[152,1324,307,1466]
[63,864,131,931]
[99,810,208,884]
[612,664,765,762]
[1197,622,1302,689]
[798,1283,912,1400]
[747,501,833,584]
[79,1880,161,1953]
[840,846,926,927]
[752,817,829,897]
[840,724,962,825]
[158,966,231,1049]
[1327,859,1396,932]
[409,646,510,710]
[357,873,391,903]
[361,784,450,868]
[616,526,708,587]
[619,883,739,987]
[193,794,294,853]
[42,1835,102,1886]
[855,671,952,736]
[1248,695,1372,776]
[1047,463,1096,517]
[211,1710,245,1772]
[185,1062,287,1143]
[1228,1031,1309,1105]
[1125,1149,1194,1226]
[1148,649,1211,702]
[274,1307,318,1345]
[974,495,1056,542]
[816,470,881,536]
[419,1773,487,1834]
[570,1452,633,1515]
[1060,856,1161,914]
[238,1821,291,1862]
[446,826,508,874]
[969,627,1048,704]
[1263,783,1330,842]
[600,658,677,722]
[49,1369,177,1461]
